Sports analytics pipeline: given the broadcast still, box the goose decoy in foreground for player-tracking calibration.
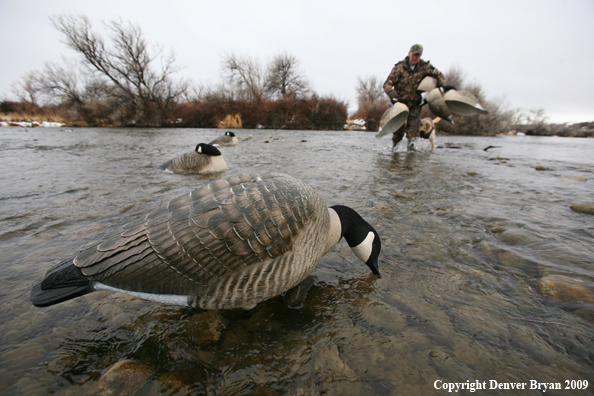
[160,143,227,174]
[30,173,382,310]
[209,131,238,146]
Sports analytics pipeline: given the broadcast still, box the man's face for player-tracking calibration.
[408,51,421,66]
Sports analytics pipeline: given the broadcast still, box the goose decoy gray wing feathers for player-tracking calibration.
[32,174,334,310]
[209,131,238,146]
[160,143,227,174]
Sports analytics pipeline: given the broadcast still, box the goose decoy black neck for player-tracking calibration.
[331,205,382,278]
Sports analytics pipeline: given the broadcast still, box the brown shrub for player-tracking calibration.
[351,101,390,132]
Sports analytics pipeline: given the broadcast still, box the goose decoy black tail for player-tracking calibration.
[30,258,94,307]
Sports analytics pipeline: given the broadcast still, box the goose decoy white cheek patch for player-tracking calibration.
[351,231,375,263]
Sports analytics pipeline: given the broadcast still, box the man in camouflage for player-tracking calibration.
[383,44,448,150]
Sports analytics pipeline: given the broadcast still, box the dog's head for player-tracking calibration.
[419,118,435,139]
[419,117,437,151]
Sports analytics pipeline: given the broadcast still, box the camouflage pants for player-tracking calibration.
[392,105,422,148]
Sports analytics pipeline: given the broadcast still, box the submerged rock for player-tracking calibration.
[147,370,194,395]
[537,275,594,304]
[86,359,153,396]
[570,203,594,215]
[558,176,588,181]
[183,310,227,346]
[120,202,141,213]
[500,229,534,244]
[573,308,594,323]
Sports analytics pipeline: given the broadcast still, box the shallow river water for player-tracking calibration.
[0,127,593,395]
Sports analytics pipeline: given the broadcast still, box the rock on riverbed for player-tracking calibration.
[537,275,594,304]
[85,360,152,396]
[570,203,594,215]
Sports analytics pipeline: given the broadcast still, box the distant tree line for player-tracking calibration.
[4,14,346,129]
[4,14,582,135]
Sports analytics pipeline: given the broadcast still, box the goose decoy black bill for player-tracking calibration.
[30,173,382,310]
[160,143,227,174]
[209,131,238,146]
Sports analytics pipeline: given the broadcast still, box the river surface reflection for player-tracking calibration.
[0,127,593,395]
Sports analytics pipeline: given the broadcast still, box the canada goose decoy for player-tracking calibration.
[417,76,437,93]
[160,143,227,174]
[443,89,489,116]
[30,173,382,310]
[376,102,409,139]
[426,87,453,122]
[209,131,238,146]
[483,145,501,151]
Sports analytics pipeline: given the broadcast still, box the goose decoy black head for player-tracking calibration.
[160,143,227,174]
[195,142,222,155]
[30,173,382,310]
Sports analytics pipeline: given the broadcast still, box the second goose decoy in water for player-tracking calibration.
[160,143,227,174]
[209,131,238,146]
[30,173,382,310]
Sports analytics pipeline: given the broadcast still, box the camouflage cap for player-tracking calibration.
[410,44,423,55]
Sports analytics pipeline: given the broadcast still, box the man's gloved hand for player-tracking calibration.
[441,85,456,92]
[388,90,400,104]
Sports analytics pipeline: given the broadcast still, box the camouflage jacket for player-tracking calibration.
[383,57,446,108]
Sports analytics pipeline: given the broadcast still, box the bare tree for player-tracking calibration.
[38,61,84,106]
[443,65,466,90]
[11,71,43,106]
[265,53,310,99]
[437,66,515,135]
[352,76,390,131]
[221,54,268,102]
[50,13,188,125]
[512,108,548,125]
[356,75,386,106]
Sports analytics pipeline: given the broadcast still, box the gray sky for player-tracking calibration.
[1,0,593,123]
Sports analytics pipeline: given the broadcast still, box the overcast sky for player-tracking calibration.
[1,0,593,123]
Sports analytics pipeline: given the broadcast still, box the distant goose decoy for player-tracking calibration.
[483,145,501,151]
[160,143,227,174]
[209,131,238,146]
[30,173,382,310]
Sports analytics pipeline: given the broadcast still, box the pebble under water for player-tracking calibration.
[0,127,593,395]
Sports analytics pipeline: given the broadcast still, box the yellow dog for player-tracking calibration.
[419,117,442,151]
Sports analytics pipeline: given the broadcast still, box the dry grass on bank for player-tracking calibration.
[217,114,243,129]
[0,112,68,124]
